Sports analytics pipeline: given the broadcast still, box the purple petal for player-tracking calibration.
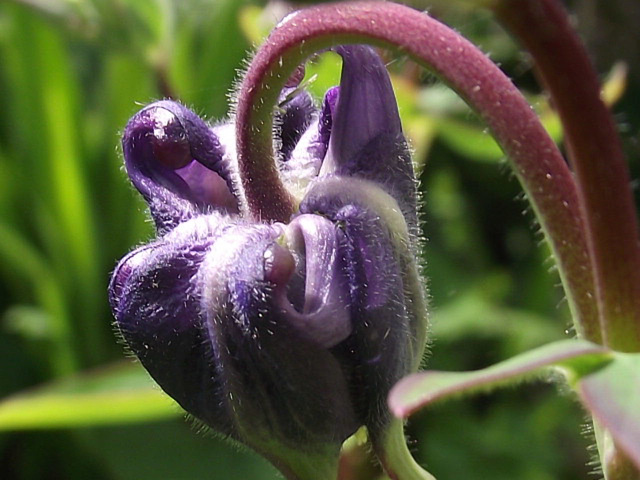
[324,46,402,164]
[109,214,237,434]
[276,87,316,161]
[273,214,352,348]
[300,176,428,432]
[110,213,359,452]
[319,46,416,215]
[199,222,359,446]
[122,101,240,234]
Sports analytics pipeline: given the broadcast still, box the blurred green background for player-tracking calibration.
[0,0,638,478]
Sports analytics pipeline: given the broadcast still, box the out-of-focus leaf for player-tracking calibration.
[3,305,52,340]
[601,62,627,106]
[172,0,250,117]
[97,52,156,252]
[88,421,280,480]
[425,62,624,162]
[2,5,105,365]
[578,352,640,470]
[435,116,504,161]
[0,221,52,286]
[391,75,438,169]
[389,339,611,418]
[434,112,561,162]
[302,51,342,100]
[5,0,96,35]
[417,84,469,116]
[407,114,437,173]
[0,362,179,430]
[0,147,14,220]
[27,7,98,281]
[432,285,563,353]
[0,221,75,374]
[239,4,269,44]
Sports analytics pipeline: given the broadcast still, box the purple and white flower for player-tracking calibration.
[109,44,427,471]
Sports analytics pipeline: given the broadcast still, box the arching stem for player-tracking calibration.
[494,0,640,352]
[235,1,598,341]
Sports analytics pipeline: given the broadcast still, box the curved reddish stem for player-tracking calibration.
[235,1,598,340]
[495,0,640,351]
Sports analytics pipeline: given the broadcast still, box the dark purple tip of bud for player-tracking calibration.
[323,45,404,172]
[312,46,417,224]
[147,108,192,170]
[122,101,240,233]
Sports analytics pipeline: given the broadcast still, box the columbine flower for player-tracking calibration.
[109,45,427,477]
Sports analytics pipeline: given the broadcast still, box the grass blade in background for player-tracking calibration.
[0,362,179,430]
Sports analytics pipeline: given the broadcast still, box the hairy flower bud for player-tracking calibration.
[110,44,427,477]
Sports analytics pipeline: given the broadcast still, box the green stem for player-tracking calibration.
[494,0,640,352]
[374,419,436,480]
[235,1,597,338]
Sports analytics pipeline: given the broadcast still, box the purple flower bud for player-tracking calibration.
[110,44,427,473]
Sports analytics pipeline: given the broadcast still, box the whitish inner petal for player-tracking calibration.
[278,215,352,348]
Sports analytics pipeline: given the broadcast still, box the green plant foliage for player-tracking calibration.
[0,362,178,430]
[0,1,637,479]
[389,339,611,417]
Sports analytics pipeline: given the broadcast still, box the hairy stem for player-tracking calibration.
[235,1,598,339]
[374,419,435,480]
[494,0,640,351]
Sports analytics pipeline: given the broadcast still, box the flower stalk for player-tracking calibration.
[492,2,640,473]
[375,419,435,480]
[494,0,640,353]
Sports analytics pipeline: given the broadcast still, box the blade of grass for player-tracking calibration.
[6,7,104,364]
[172,0,250,117]
[0,362,179,430]
[0,222,76,374]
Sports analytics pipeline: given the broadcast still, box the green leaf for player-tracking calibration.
[389,339,611,418]
[172,0,250,117]
[434,112,562,163]
[390,342,640,470]
[0,362,180,430]
[0,221,76,374]
[3,305,52,340]
[578,352,640,470]
[435,117,504,161]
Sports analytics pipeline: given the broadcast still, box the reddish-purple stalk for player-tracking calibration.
[494,0,640,352]
[235,1,599,342]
